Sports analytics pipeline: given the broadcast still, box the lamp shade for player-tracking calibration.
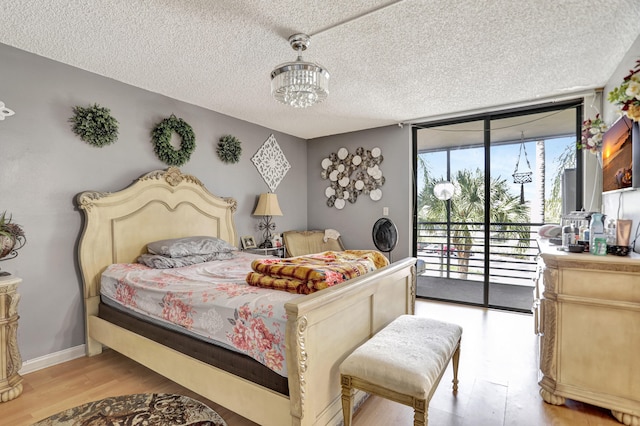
[270,33,329,108]
[253,193,283,216]
[271,60,329,108]
[434,181,455,201]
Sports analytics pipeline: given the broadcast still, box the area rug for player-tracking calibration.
[32,393,227,426]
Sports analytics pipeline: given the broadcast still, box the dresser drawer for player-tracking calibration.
[561,269,640,303]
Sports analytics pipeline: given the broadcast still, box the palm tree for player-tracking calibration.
[545,143,576,223]
[419,167,531,278]
[533,140,545,223]
[416,155,434,217]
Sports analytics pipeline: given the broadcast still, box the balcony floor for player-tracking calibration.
[416,274,534,312]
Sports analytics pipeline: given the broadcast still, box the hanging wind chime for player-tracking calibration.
[512,132,532,204]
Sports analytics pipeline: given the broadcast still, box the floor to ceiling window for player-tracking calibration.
[413,100,582,312]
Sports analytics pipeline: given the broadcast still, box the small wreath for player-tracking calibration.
[151,114,196,166]
[216,135,242,164]
[69,103,119,147]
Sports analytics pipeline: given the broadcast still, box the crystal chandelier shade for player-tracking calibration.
[270,34,330,108]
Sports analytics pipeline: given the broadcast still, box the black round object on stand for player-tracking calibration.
[372,218,398,261]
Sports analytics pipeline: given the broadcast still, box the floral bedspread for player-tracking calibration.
[246,250,389,294]
[100,252,302,377]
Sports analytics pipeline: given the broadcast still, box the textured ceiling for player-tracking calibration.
[1,0,640,139]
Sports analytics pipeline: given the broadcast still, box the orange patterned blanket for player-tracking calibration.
[246,250,389,294]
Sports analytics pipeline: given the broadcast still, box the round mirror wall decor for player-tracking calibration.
[320,146,385,209]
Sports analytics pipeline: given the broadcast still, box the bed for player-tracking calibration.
[76,167,416,426]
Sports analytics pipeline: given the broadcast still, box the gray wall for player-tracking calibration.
[307,126,413,260]
[1,43,307,361]
[3,30,638,365]
[601,33,640,252]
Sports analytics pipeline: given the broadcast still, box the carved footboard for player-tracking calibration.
[284,257,416,425]
[85,256,415,426]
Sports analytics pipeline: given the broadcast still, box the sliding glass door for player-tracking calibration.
[416,119,487,305]
[413,100,582,312]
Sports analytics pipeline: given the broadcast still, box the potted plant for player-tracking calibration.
[0,212,26,260]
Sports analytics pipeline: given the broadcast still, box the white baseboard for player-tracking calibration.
[20,345,86,375]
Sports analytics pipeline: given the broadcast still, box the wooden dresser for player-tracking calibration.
[534,240,640,425]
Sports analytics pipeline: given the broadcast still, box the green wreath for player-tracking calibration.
[69,103,119,147]
[151,114,196,166]
[216,135,242,164]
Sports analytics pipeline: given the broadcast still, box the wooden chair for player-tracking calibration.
[282,230,345,257]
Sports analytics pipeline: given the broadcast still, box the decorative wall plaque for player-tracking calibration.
[321,146,385,209]
[0,101,15,120]
[251,134,290,192]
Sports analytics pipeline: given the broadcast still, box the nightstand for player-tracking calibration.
[0,273,22,402]
[244,245,286,258]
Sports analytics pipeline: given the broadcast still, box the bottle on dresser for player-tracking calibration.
[589,213,606,255]
[562,223,575,247]
[606,219,617,246]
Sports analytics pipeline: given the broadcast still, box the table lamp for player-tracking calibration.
[253,193,283,248]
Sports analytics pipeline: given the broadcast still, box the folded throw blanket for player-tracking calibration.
[246,250,389,294]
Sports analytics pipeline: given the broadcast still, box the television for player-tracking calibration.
[601,115,640,193]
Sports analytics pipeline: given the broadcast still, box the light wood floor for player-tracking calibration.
[2,300,623,425]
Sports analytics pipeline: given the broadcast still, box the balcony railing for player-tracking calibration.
[417,221,544,286]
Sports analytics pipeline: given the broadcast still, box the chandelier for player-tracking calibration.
[270,33,330,108]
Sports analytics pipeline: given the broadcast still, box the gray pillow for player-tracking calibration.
[147,236,237,258]
[137,251,235,269]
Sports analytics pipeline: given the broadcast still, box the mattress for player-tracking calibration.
[100,251,302,377]
[98,301,290,395]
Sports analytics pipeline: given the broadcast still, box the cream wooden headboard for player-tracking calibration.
[76,167,238,303]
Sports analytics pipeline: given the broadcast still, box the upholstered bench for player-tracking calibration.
[340,315,462,426]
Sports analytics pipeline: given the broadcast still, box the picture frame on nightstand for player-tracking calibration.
[241,235,257,249]
[272,235,283,248]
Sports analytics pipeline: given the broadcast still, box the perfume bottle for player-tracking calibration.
[590,213,606,255]
[579,224,589,241]
[606,219,617,246]
[562,224,576,247]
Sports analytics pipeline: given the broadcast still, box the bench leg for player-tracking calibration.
[413,398,428,426]
[341,375,355,426]
[452,338,461,392]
